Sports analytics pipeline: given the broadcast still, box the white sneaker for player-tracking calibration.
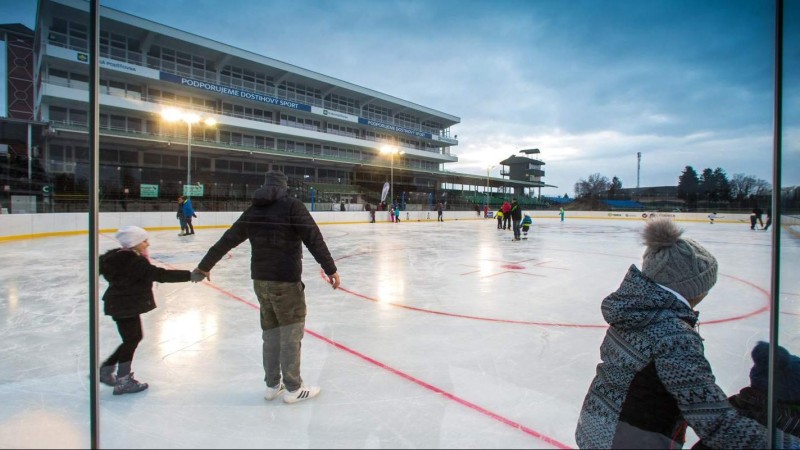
[283,385,320,404]
[264,383,285,401]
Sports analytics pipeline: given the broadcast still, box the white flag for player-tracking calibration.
[380,182,390,202]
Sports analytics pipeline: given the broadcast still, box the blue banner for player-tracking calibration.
[358,118,433,139]
[159,73,446,142]
[160,73,312,112]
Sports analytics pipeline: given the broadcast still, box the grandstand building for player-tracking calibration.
[1,0,552,213]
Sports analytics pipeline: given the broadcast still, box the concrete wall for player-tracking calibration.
[0,208,766,241]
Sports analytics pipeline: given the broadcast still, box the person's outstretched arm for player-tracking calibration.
[196,210,250,278]
[656,331,800,448]
[289,200,339,288]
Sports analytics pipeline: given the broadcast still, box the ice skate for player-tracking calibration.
[99,365,116,387]
[113,372,148,395]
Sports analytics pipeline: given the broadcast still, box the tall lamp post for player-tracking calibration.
[161,107,217,193]
[486,164,496,207]
[380,145,404,206]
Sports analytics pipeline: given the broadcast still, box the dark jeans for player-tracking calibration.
[503,215,511,229]
[102,315,143,377]
[185,217,194,234]
[253,280,307,392]
[512,219,522,239]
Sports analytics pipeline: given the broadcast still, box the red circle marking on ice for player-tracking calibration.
[500,264,525,270]
[323,268,770,329]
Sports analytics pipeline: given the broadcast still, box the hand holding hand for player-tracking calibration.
[190,269,206,283]
[328,272,341,290]
[191,268,210,282]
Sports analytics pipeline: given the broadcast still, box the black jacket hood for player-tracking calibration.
[252,185,288,206]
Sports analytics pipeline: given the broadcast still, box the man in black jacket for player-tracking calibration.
[510,198,522,240]
[195,170,340,404]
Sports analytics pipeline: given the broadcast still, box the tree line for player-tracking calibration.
[574,166,771,209]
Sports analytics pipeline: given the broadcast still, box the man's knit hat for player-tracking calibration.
[641,218,718,300]
[115,225,148,249]
[265,170,288,188]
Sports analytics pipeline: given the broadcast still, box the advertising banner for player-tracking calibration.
[183,184,204,197]
[140,184,159,198]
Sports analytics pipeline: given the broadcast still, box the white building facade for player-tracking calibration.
[33,0,461,210]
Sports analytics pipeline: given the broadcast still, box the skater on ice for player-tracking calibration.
[98,225,203,395]
[521,213,533,238]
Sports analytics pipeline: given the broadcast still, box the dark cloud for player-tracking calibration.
[7,0,796,193]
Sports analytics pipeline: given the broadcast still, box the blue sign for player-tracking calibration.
[357,118,433,139]
[159,74,445,142]
[160,73,312,112]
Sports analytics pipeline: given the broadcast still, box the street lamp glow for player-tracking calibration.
[160,108,217,189]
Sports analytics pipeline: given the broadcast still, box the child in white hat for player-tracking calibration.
[98,226,204,395]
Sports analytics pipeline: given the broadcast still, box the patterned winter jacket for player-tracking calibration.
[575,265,800,449]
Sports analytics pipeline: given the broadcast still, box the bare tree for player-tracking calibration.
[730,173,771,199]
[753,178,772,196]
[574,173,610,198]
[730,173,757,199]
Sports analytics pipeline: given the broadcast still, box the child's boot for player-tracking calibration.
[99,365,116,387]
[113,372,149,395]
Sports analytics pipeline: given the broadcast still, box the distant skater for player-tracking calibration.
[181,196,197,235]
[751,207,764,230]
[521,213,533,238]
[708,212,717,224]
[367,203,376,223]
[501,200,511,230]
[437,201,444,222]
[176,196,188,236]
[496,210,504,229]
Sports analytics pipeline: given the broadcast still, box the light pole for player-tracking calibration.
[161,107,216,193]
[486,164,496,208]
[380,145,404,206]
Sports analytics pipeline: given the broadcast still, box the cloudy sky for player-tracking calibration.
[2,0,798,195]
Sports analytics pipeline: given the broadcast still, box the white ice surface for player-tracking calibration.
[0,218,797,449]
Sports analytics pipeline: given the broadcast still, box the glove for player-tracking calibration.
[193,214,197,218]
[190,269,206,283]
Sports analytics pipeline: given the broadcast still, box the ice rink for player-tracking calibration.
[0,216,797,449]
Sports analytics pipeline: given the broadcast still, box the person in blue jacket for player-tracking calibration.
[181,196,197,235]
[521,213,533,239]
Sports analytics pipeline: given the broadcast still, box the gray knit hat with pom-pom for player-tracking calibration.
[641,218,718,300]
